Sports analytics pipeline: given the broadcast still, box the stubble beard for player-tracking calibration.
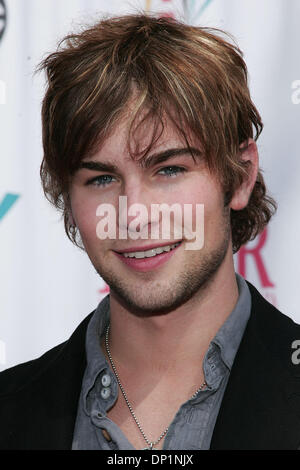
[93,208,231,317]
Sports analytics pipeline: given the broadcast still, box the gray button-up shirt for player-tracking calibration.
[72,274,251,450]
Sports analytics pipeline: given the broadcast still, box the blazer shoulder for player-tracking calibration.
[246,281,300,371]
[0,310,95,398]
[247,281,300,331]
[211,283,300,449]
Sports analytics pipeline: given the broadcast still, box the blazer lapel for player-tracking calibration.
[3,312,93,450]
[210,283,300,449]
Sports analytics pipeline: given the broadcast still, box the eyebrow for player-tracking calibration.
[77,161,120,173]
[142,147,203,169]
[77,147,203,173]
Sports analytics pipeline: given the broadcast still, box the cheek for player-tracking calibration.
[185,183,226,244]
[204,200,230,250]
[71,194,100,244]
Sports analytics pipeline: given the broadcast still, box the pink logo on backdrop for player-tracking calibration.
[237,227,277,306]
[99,284,110,296]
[237,228,274,288]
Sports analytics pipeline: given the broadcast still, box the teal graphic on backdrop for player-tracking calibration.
[0,0,7,42]
[183,0,213,23]
[0,193,19,222]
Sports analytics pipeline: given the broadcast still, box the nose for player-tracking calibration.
[117,179,159,239]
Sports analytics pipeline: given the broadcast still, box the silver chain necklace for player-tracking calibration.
[105,324,207,450]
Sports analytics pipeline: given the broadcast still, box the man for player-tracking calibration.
[1,14,299,450]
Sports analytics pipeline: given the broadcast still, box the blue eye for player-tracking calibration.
[86,175,115,187]
[158,166,185,177]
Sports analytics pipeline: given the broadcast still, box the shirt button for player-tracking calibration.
[102,429,112,442]
[101,374,111,387]
[100,387,111,400]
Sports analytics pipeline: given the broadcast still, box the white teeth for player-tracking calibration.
[122,242,181,259]
[145,250,157,258]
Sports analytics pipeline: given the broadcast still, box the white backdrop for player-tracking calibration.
[0,0,299,371]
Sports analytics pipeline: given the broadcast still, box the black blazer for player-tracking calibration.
[0,282,300,450]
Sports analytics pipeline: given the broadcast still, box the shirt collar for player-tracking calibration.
[82,273,251,410]
[210,273,251,370]
[81,295,111,414]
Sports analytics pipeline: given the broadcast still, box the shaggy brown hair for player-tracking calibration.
[38,13,276,253]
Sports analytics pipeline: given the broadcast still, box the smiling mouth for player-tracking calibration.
[116,241,182,259]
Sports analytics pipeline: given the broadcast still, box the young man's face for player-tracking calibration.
[69,113,232,314]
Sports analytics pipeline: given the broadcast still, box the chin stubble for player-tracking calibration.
[94,209,231,317]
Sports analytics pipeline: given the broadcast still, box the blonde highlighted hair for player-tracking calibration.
[38,14,276,252]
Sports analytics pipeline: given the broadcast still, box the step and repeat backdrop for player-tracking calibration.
[0,0,299,371]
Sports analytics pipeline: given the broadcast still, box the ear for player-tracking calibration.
[229,138,259,211]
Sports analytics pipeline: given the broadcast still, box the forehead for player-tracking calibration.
[87,107,200,165]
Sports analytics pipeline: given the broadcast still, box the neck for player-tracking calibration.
[104,248,239,375]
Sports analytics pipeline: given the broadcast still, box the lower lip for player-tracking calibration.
[113,243,181,272]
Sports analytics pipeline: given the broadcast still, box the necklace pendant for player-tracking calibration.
[142,443,154,450]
